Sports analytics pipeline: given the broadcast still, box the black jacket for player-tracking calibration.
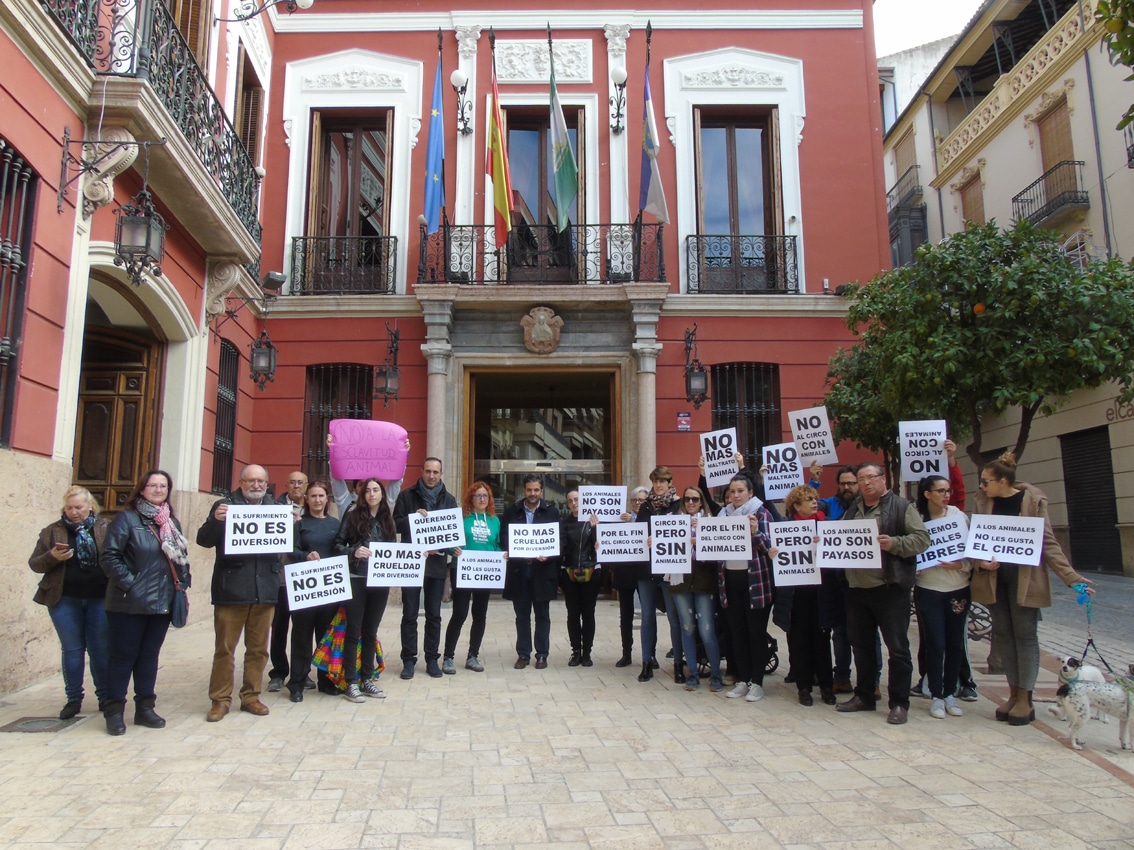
[392,479,459,580]
[332,508,396,577]
[101,508,190,616]
[500,498,561,601]
[196,490,281,606]
[560,518,598,579]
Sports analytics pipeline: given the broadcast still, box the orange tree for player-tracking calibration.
[825,220,1134,466]
[1097,0,1134,128]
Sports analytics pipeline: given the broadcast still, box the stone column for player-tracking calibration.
[421,298,455,467]
[628,285,668,482]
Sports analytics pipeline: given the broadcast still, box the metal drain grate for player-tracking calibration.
[0,715,84,733]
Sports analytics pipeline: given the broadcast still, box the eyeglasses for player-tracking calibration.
[473,493,490,499]
[930,488,952,495]
[857,473,884,483]
[682,496,701,503]
[837,481,857,488]
[979,478,995,487]
[242,478,267,485]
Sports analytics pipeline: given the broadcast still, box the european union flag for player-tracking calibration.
[423,55,446,234]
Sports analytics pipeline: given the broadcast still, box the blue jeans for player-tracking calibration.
[48,596,109,705]
[637,579,660,663]
[668,590,721,681]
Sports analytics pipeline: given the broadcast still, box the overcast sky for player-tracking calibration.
[873,0,986,56]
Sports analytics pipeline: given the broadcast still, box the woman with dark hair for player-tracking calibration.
[332,478,396,703]
[914,474,971,720]
[443,481,501,674]
[28,486,111,719]
[99,470,191,735]
[561,490,601,667]
[611,486,649,667]
[285,478,338,702]
[973,452,1093,725]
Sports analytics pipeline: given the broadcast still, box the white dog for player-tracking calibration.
[1047,657,1109,723]
[1053,669,1133,751]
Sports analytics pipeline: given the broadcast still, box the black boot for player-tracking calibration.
[134,696,166,729]
[616,650,632,667]
[637,662,653,682]
[568,650,582,667]
[103,700,126,736]
[59,700,82,720]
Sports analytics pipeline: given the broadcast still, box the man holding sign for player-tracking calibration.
[835,463,929,725]
[500,476,561,669]
[196,464,283,722]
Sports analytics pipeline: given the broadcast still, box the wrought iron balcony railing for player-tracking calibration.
[1011,160,1089,225]
[291,235,398,295]
[886,165,923,212]
[417,219,665,285]
[686,234,798,294]
[41,0,262,243]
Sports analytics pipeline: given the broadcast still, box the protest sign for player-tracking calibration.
[285,556,351,611]
[224,504,294,555]
[695,515,752,561]
[651,514,691,574]
[578,485,627,522]
[816,519,881,570]
[408,506,466,549]
[366,542,426,587]
[899,420,948,484]
[963,515,1045,567]
[771,520,820,586]
[701,427,740,488]
[788,405,839,465]
[455,551,506,589]
[762,441,806,501]
[328,418,409,482]
[917,513,969,571]
[508,523,560,558]
[596,523,648,562]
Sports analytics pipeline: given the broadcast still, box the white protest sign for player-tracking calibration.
[224,504,294,555]
[596,523,648,562]
[695,515,752,561]
[408,507,466,549]
[455,551,506,589]
[650,514,692,575]
[816,519,881,570]
[899,420,948,484]
[367,542,426,587]
[771,520,820,586]
[918,513,969,571]
[578,485,627,522]
[789,405,839,465]
[700,427,740,488]
[963,515,1045,567]
[762,441,806,501]
[285,556,352,611]
[509,523,561,558]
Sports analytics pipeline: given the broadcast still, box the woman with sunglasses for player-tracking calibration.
[972,452,1093,725]
[914,475,971,720]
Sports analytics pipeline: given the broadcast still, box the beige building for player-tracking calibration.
[882,0,1134,575]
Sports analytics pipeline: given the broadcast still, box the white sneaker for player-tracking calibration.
[943,695,963,717]
[745,683,765,702]
[343,684,365,703]
[360,680,386,699]
[726,682,750,699]
[929,697,946,719]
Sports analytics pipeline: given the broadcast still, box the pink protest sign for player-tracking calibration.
[328,419,409,481]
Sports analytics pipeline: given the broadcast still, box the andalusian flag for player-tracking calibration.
[548,40,578,233]
[486,61,513,249]
[639,57,669,223]
[422,54,445,234]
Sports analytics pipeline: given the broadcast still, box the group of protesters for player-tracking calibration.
[28,436,1094,734]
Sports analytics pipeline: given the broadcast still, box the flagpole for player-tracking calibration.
[437,28,447,227]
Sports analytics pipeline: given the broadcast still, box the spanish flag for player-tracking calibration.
[486,61,512,249]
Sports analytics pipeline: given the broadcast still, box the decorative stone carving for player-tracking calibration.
[794,114,805,147]
[1023,80,1076,149]
[81,127,138,219]
[495,41,591,83]
[521,306,563,355]
[604,24,631,59]
[302,69,406,91]
[681,66,785,89]
[282,118,293,148]
[410,116,421,150]
[456,25,482,58]
[204,262,244,327]
[666,115,677,147]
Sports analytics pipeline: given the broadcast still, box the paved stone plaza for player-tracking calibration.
[1,592,1132,849]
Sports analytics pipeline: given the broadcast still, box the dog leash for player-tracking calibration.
[1073,582,1134,694]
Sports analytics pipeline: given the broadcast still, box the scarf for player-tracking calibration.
[665,508,703,586]
[722,494,764,517]
[61,514,98,570]
[646,486,677,513]
[417,479,444,511]
[136,499,190,566]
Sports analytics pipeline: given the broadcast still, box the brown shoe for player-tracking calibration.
[534,657,548,670]
[239,699,270,716]
[836,695,876,713]
[832,679,853,694]
[514,657,529,669]
[886,705,908,725]
[206,700,229,723]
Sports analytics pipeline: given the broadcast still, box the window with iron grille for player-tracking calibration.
[211,340,239,494]
[710,363,782,475]
[0,136,36,447]
[302,363,373,479]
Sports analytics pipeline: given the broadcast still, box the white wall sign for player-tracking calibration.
[771,519,820,586]
[917,514,969,571]
[762,441,805,501]
[455,551,506,589]
[367,542,426,587]
[285,556,352,611]
[695,515,752,561]
[650,514,692,574]
[224,504,294,555]
[578,485,627,521]
[701,427,739,488]
[963,516,1045,567]
[508,523,561,558]
[409,507,466,549]
[816,519,881,570]
[899,420,948,484]
[596,523,648,562]
[789,405,839,465]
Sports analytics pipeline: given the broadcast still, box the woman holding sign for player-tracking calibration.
[560,490,601,667]
[973,452,1092,726]
[914,475,971,720]
[443,482,500,674]
[332,478,396,703]
[667,486,723,692]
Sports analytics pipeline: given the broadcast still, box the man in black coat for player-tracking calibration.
[196,464,281,722]
[392,457,458,679]
[500,475,561,669]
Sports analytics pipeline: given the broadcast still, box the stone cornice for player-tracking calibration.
[662,293,849,318]
[265,294,423,319]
